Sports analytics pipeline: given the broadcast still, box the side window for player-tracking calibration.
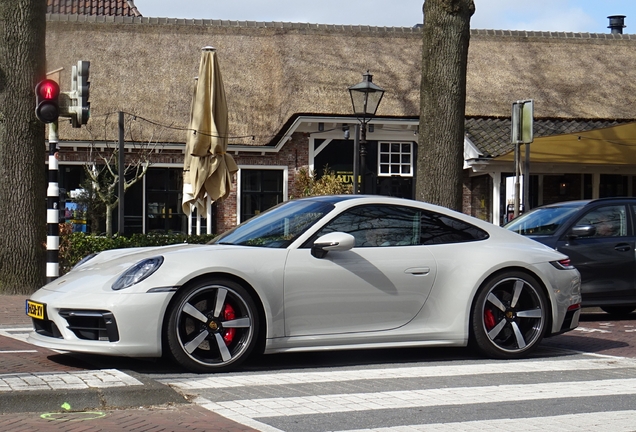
[313,205,420,247]
[575,205,627,238]
[419,211,489,245]
[309,205,488,248]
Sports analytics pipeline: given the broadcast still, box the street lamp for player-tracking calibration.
[348,71,385,193]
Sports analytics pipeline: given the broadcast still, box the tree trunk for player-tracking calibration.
[105,203,114,237]
[0,1,48,293]
[416,0,475,211]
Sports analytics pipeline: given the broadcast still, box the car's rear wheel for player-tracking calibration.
[600,306,636,317]
[165,278,259,373]
[471,271,547,359]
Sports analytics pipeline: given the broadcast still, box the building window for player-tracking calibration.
[240,169,284,222]
[378,142,413,177]
[146,168,185,234]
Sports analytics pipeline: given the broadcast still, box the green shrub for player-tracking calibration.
[58,223,215,275]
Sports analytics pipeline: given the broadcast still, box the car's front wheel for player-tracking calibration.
[165,278,259,373]
[471,271,547,359]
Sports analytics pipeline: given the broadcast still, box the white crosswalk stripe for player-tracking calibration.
[160,354,636,432]
[339,411,636,432]
[163,357,636,389]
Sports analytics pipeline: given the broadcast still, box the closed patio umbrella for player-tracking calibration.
[183,47,238,217]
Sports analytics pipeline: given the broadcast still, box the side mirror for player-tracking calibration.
[567,225,596,239]
[311,232,355,258]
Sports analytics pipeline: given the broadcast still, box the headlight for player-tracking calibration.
[112,256,164,291]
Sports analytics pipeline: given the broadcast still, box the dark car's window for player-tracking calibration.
[505,205,582,235]
[309,204,488,247]
[574,205,627,238]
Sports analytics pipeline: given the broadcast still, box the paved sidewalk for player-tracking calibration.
[0,294,257,430]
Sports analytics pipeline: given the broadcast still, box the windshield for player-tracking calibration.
[210,199,336,248]
[505,205,582,236]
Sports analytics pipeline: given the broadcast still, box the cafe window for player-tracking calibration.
[146,168,185,234]
[240,169,284,222]
[378,142,413,177]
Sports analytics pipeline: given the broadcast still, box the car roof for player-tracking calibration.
[539,197,636,209]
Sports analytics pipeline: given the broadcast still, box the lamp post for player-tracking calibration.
[348,71,385,194]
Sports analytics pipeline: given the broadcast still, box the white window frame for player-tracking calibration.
[377,141,414,178]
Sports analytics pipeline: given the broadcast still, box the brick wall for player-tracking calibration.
[462,173,492,222]
[214,132,310,233]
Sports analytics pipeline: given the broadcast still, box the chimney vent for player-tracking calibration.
[608,15,626,34]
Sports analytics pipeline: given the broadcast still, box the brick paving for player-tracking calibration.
[2,293,636,431]
[0,404,256,432]
[0,294,258,431]
[543,309,636,358]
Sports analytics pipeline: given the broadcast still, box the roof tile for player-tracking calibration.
[47,0,141,17]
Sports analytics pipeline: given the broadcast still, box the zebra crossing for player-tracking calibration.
[160,352,636,432]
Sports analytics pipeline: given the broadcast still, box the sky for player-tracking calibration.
[132,0,636,33]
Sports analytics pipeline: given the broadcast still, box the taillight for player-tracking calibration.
[550,258,575,270]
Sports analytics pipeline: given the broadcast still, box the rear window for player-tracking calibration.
[505,206,581,236]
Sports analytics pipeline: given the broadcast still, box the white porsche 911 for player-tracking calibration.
[27,195,582,373]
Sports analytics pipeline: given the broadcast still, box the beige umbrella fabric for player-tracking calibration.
[183,47,238,215]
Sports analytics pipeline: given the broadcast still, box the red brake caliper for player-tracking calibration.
[484,308,496,330]
[222,303,236,345]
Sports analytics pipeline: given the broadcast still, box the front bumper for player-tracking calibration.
[26,288,174,358]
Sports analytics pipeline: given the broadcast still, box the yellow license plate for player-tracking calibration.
[26,300,46,320]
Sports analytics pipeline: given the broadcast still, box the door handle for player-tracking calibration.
[405,267,430,275]
[614,243,631,252]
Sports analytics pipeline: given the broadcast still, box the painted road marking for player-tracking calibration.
[196,378,636,418]
[339,410,636,432]
[162,357,636,390]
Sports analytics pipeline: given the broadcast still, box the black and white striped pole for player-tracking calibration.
[35,78,61,283]
[46,121,60,283]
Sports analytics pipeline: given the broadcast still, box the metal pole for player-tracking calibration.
[46,121,60,283]
[353,124,360,194]
[523,143,530,212]
[118,111,125,234]
[514,142,520,218]
[360,122,367,194]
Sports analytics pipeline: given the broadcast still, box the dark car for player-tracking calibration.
[505,197,636,316]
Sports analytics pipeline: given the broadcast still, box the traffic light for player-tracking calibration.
[35,79,60,123]
[70,60,90,128]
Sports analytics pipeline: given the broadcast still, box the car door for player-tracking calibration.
[555,203,636,304]
[283,204,438,337]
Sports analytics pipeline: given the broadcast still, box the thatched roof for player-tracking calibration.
[45,15,636,148]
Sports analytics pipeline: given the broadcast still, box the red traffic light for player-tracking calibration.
[35,79,60,123]
[36,79,60,100]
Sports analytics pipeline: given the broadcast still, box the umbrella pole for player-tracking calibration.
[187,204,193,235]
[206,196,212,234]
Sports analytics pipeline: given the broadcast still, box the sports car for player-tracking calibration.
[27,195,582,373]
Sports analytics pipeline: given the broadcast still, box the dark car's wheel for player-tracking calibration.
[601,306,636,317]
[165,278,259,373]
[471,271,547,359]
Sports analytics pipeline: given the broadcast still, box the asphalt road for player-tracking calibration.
[2,295,636,431]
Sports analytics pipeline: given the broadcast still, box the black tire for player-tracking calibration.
[471,271,547,359]
[165,278,259,373]
[601,306,636,317]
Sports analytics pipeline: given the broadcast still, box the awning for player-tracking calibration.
[495,121,636,165]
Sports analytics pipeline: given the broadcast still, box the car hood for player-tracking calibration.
[40,243,278,295]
